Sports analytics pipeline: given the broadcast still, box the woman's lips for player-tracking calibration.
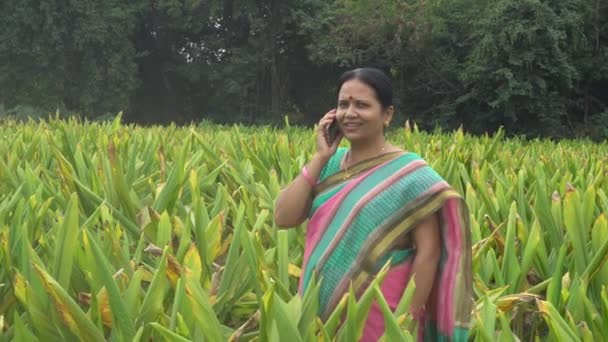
[342,122,362,131]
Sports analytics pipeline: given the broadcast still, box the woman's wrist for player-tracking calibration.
[301,166,317,187]
[312,152,331,166]
[300,153,329,186]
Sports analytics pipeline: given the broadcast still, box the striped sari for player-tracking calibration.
[298,148,472,341]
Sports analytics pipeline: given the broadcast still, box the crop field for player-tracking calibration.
[0,117,607,341]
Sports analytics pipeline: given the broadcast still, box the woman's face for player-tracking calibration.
[336,79,392,143]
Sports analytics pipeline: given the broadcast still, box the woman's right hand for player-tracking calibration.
[316,109,342,160]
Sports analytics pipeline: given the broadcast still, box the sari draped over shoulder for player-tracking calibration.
[298,147,473,341]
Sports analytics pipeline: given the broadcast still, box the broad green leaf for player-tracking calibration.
[502,202,521,291]
[138,247,170,324]
[150,322,192,342]
[52,193,80,289]
[277,229,289,288]
[183,276,224,341]
[298,273,320,339]
[375,285,408,341]
[586,214,608,285]
[13,311,40,342]
[32,263,105,342]
[83,229,136,340]
[563,190,589,275]
[537,300,580,341]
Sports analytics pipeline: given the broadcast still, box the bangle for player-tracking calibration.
[301,166,317,187]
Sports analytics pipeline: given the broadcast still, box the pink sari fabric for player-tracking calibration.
[361,261,414,341]
[297,150,472,341]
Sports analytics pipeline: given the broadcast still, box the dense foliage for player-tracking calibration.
[0,117,607,340]
[0,0,606,138]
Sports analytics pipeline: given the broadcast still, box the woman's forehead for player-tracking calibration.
[338,79,376,99]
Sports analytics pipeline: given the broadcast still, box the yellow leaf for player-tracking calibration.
[288,264,301,278]
[166,255,182,288]
[206,212,224,261]
[97,287,112,328]
[496,293,540,312]
[172,216,184,238]
[34,265,79,334]
[562,272,571,290]
[13,272,27,304]
[183,243,202,282]
[218,233,233,258]
[140,267,154,283]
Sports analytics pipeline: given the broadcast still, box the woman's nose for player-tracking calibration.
[344,107,356,117]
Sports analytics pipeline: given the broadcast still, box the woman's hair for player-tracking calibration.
[337,68,393,109]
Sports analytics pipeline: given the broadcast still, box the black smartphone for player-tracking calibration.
[327,119,341,145]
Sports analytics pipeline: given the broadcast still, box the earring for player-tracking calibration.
[384,121,389,128]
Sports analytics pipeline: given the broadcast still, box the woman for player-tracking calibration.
[274,68,472,341]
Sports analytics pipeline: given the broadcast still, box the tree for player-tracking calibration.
[0,0,138,117]
[559,0,608,138]
[299,0,490,129]
[458,0,608,138]
[127,0,327,124]
[457,0,576,137]
[1,0,606,138]
[303,0,608,138]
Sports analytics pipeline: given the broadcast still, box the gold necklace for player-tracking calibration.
[342,143,388,180]
[343,156,352,180]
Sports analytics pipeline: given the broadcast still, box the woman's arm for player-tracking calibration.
[274,109,342,228]
[274,153,329,228]
[409,212,442,314]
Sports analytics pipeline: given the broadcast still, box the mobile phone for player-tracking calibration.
[327,119,341,145]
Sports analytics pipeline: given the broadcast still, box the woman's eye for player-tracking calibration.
[338,103,348,108]
[356,102,368,108]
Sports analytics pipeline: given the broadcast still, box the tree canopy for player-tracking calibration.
[1,0,606,139]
